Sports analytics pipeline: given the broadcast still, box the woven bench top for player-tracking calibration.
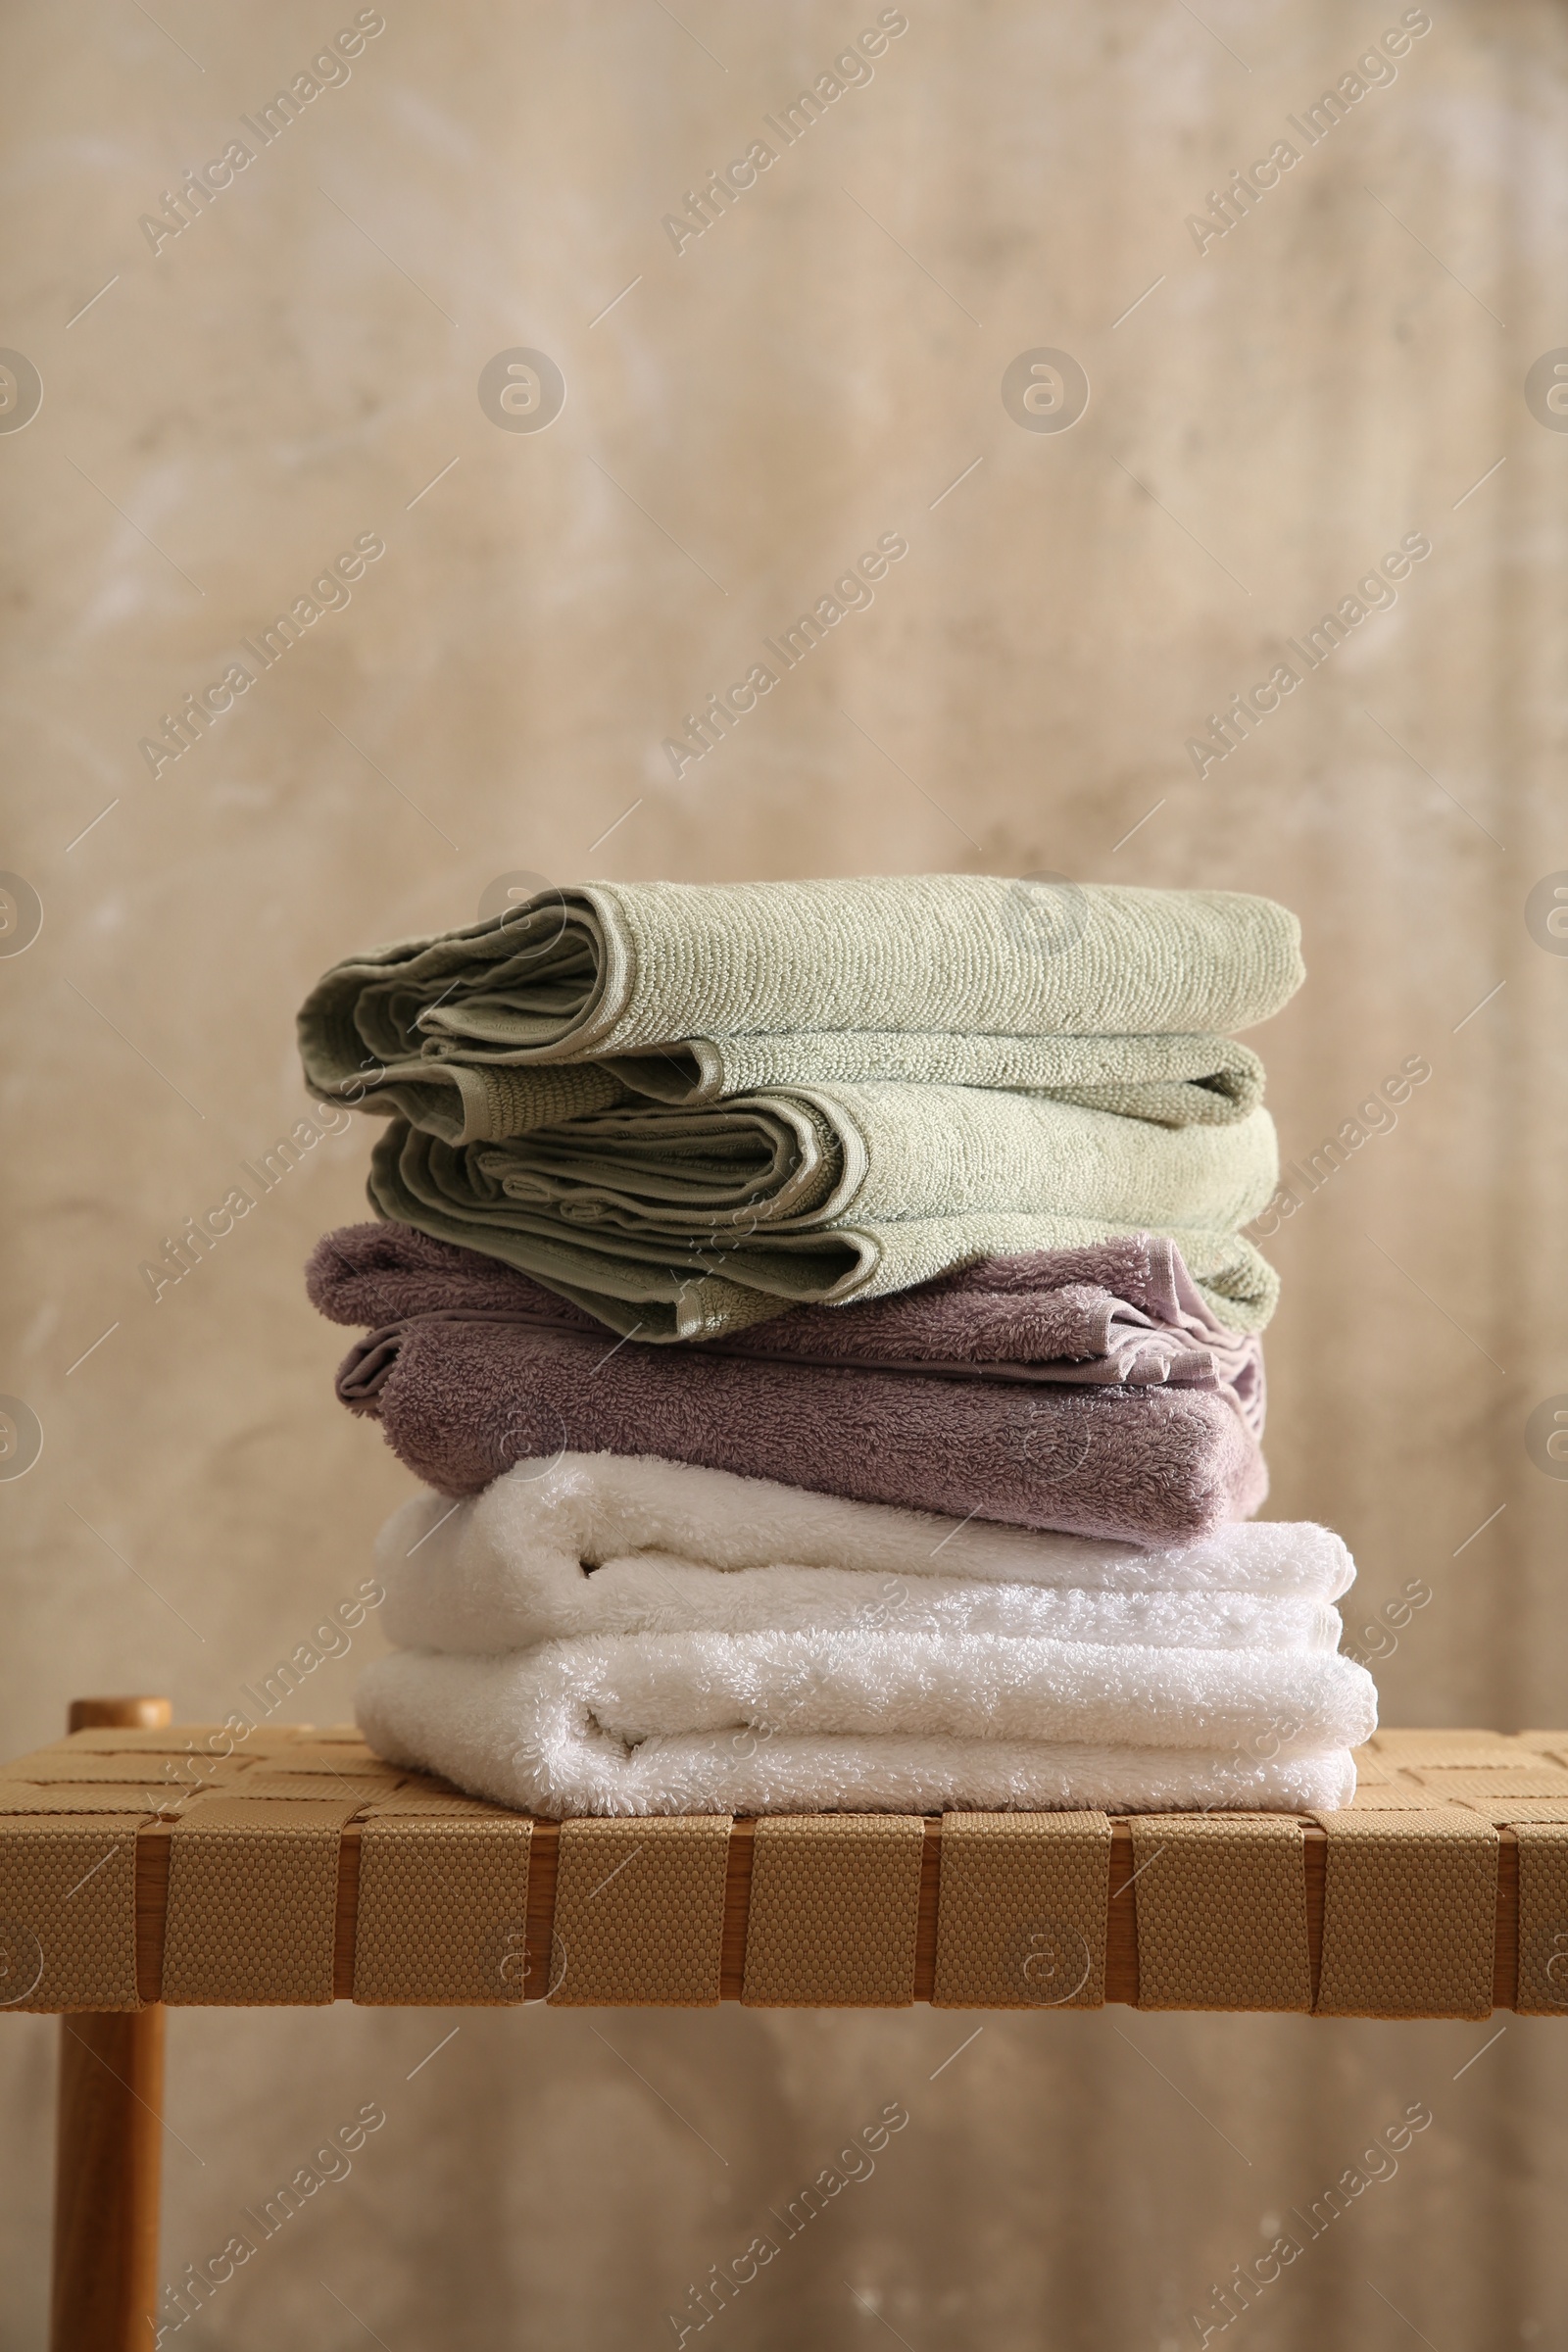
[4,1724,1568,2017]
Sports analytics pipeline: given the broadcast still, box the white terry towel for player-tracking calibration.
[356,1633,1376,1818]
[377,1452,1355,1657]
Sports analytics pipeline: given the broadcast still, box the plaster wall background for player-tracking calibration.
[2,3,1566,2343]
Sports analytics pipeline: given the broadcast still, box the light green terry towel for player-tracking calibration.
[319,1029,1265,1148]
[365,1085,1280,1340]
[300,876,1300,1142]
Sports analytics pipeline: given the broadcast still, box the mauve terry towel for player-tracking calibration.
[307,1227,1267,1543]
[309,1220,1264,1432]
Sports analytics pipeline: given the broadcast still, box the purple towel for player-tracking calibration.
[308,1224,1267,1544]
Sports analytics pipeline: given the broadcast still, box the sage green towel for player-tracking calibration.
[299,876,1300,1143]
[320,1030,1265,1148]
[366,1085,1280,1341]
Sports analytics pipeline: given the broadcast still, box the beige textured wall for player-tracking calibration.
[4,1,1568,2343]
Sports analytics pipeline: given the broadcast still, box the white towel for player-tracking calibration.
[378,1452,1355,1657]
[360,1454,1373,1817]
[356,1639,1372,1818]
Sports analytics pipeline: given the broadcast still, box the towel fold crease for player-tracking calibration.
[298,877,1305,1126]
[364,1083,1280,1339]
[310,1228,1268,1537]
[356,1642,1370,1819]
[371,1453,1342,1653]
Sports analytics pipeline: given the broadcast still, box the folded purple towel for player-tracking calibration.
[308,1224,1267,1544]
[309,1222,1263,1421]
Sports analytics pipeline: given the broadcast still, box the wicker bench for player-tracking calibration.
[14,1698,1568,2348]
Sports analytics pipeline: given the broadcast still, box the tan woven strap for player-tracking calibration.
[0,1786,172,1816]
[162,1798,359,2005]
[233,1769,403,1803]
[26,1727,364,1761]
[360,1788,505,1817]
[1345,1784,1454,1811]
[550,1817,730,2006]
[1409,1765,1568,1799]
[354,1817,532,2004]
[223,1731,353,1755]
[0,1815,143,2011]
[32,1728,227,1753]
[1371,1732,1526,1767]
[258,1741,384,1773]
[1313,1810,1498,2017]
[931,1812,1109,2009]
[4,1721,1564,2014]
[0,1759,236,1788]
[1514,1825,1568,2015]
[1130,1815,1311,2012]
[1461,1799,1568,1825]
[743,1816,924,2007]
[40,1726,312,1754]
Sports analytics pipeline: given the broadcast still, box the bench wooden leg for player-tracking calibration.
[50,1695,171,2350]
[51,2007,166,2349]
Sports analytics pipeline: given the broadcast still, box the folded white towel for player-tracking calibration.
[356,1632,1375,1818]
[378,1452,1354,1657]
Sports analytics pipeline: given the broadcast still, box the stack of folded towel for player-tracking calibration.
[299,874,1376,1816]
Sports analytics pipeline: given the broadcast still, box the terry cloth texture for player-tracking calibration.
[310,1222,1266,1435]
[297,876,1302,1142]
[363,1085,1280,1341]
[316,1258,1267,1542]
[313,1030,1267,1146]
[354,1642,1372,1820]
[343,1330,1267,1536]
[371,1454,1347,1656]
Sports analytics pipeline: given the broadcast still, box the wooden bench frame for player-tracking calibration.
[33,1697,1546,2349]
